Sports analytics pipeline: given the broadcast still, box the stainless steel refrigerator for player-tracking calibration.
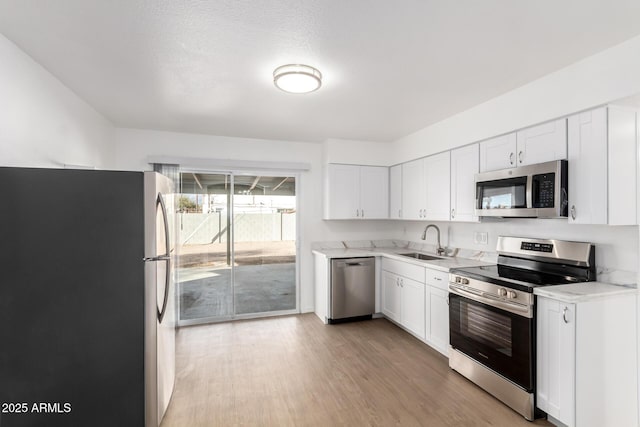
[0,167,176,427]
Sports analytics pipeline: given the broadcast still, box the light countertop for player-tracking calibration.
[312,247,492,273]
[534,282,637,303]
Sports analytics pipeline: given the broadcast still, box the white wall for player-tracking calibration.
[0,34,114,169]
[391,34,640,164]
[323,138,391,166]
[114,128,399,313]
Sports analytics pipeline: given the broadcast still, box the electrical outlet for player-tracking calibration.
[474,231,488,245]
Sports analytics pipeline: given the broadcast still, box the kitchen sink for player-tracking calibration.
[398,252,443,261]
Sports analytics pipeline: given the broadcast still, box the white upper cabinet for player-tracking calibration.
[479,133,517,172]
[325,164,360,219]
[324,164,388,219]
[424,151,450,221]
[450,143,479,222]
[515,118,567,166]
[568,106,637,225]
[480,119,567,172]
[607,106,637,225]
[389,164,403,219]
[401,158,426,220]
[360,165,389,219]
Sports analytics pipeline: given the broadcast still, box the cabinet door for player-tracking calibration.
[516,118,567,166]
[607,106,637,225]
[424,151,451,221]
[381,271,401,322]
[536,297,575,427]
[479,133,517,172]
[360,166,389,219]
[450,144,479,222]
[389,165,402,219]
[426,286,449,356]
[567,108,607,224]
[400,276,425,339]
[402,159,425,220]
[325,164,360,219]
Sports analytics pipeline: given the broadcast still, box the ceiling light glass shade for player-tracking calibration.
[273,64,322,93]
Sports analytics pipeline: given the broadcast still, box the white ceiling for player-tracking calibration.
[2,1,640,143]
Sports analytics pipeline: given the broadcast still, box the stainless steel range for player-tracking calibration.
[448,236,595,421]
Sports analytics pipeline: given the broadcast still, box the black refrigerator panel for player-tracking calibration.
[0,167,145,427]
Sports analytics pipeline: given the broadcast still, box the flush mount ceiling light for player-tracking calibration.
[273,64,322,94]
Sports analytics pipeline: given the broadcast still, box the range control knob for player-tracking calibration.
[498,288,507,297]
[508,290,517,299]
[455,276,462,284]
[461,278,470,285]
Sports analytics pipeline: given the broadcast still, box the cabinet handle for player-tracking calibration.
[398,209,402,218]
[434,277,442,281]
[518,151,523,164]
[361,209,364,218]
[509,152,514,165]
[570,205,576,220]
[356,209,359,217]
[451,208,455,219]
[562,306,569,323]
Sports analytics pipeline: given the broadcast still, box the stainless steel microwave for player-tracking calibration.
[475,160,568,218]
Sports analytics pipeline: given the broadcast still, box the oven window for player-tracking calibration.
[461,300,512,357]
[477,177,527,210]
[449,293,533,391]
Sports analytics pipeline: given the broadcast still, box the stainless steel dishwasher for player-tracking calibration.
[329,257,375,324]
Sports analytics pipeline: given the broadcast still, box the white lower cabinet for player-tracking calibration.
[381,258,451,353]
[425,268,449,356]
[382,271,401,322]
[400,276,426,338]
[381,258,426,340]
[381,270,425,339]
[537,294,638,427]
[536,298,576,426]
[425,286,449,356]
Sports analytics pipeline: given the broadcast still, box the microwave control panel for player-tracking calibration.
[532,173,555,208]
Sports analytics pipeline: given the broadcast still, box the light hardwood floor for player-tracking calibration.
[161,314,553,427]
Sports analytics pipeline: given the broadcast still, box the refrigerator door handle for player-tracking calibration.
[143,255,171,262]
[157,257,171,324]
[153,193,172,324]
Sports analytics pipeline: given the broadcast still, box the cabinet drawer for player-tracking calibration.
[381,258,424,283]
[425,268,449,291]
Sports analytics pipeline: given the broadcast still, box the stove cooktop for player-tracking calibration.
[449,264,585,293]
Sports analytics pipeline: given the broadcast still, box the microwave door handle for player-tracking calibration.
[526,174,533,210]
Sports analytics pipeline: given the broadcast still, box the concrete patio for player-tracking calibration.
[177,241,296,320]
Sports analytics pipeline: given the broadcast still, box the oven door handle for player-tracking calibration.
[449,283,533,318]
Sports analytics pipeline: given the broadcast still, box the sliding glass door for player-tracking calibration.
[232,175,297,316]
[176,171,297,324]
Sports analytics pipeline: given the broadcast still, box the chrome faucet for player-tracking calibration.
[421,224,445,256]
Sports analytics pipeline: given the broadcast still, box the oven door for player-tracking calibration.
[449,293,534,391]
